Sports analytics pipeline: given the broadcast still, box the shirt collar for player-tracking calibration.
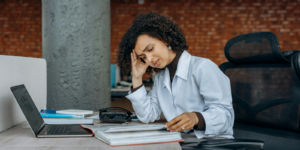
[161,50,191,88]
[175,50,191,81]
[166,50,183,77]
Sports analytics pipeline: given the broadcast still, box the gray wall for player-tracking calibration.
[42,0,111,111]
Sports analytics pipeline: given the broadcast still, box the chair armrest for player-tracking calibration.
[198,139,264,150]
[181,146,231,150]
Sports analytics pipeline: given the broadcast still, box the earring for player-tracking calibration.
[168,45,171,50]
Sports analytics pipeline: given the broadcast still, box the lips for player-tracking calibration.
[154,59,159,66]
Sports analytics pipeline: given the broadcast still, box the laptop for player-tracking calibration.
[10,84,93,137]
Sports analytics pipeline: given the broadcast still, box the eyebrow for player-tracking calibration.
[137,43,152,57]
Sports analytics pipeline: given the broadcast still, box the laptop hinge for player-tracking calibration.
[36,123,46,136]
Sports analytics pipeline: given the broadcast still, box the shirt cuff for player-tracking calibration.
[126,85,147,103]
[193,112,206,130]
[130,84,144,93]
[200,111,216,137]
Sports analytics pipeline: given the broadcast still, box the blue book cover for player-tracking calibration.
[40,109,84,118]
[40,113,84,118]
[40,109,56,114]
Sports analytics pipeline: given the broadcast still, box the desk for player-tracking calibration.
[0,121,181,150]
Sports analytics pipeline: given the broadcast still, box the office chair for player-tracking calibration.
[219,32,300,150]
[182,32,300,150]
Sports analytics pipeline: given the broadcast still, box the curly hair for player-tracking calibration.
[116,11,188,75]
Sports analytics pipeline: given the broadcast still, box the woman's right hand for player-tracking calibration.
[131,50,149,82]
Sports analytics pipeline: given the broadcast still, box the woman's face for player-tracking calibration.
[134,34,176,69]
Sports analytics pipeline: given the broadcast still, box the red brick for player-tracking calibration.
[1,0,300,65]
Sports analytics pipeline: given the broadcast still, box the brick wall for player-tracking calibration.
[0,0,41,57]
[0,0,300,66]
[111,0,300,65]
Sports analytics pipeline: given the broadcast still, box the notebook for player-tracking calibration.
[81,124,184,147]
[10,84,93,137]
[56,109,93,115]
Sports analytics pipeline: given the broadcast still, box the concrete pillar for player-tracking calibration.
[42,0,110,111]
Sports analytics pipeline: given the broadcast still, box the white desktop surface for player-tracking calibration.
[0,121,181,150]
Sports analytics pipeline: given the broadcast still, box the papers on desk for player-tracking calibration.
[81,125,183,147]
[105,125,166,132]
[44,118,93,124]
[86,115,99,119]
[40,109,95,124]
[56,109,93,115]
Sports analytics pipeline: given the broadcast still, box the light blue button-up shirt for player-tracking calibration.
[126,50,234,139]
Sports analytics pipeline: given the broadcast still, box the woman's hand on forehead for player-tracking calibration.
[131,49,149,80]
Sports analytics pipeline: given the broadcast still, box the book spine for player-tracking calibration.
[40,113,84,118]
[40,109,56,114]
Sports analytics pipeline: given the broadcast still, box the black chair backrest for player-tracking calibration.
[220,32,300,132]
[224,32,289,64]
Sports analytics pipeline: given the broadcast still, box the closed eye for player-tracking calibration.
[149,47,153,51]
[139,55,146,59]
[139,47,153,59]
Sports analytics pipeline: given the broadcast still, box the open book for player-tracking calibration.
[81,124,184,147]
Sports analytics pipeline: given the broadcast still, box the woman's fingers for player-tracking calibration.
[141,61,149,70]
[186,123,194,131]
[165,116,180,129]
[166,116,185,131]
[165,113,195,132]
[131,50,147,79]
[132,50,148,70]
[171,120,186,132]
[132,49,137,62]
[130,52,136,63]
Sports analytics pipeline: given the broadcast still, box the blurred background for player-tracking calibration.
[1,0,300,111]
[1,0,300,65]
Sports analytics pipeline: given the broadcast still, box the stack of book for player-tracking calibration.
[40,109,94,124]
[81,124,183,147]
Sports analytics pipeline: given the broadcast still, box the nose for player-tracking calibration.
[146,53,154,62]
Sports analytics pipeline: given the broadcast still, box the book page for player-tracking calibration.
[81,124,166,133]
[97,130,177,140]
[95,131,182,146]
[56,109,93,115]
[104,125,166,132]
[81,125,123,133]
[44,118,93,124]
[81,124,183,146]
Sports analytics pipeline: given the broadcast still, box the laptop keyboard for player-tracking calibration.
[46,125,72,135]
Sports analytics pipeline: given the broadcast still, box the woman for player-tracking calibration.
[116,12,234,141]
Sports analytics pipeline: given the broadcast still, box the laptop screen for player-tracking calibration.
[11,84,44,135]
